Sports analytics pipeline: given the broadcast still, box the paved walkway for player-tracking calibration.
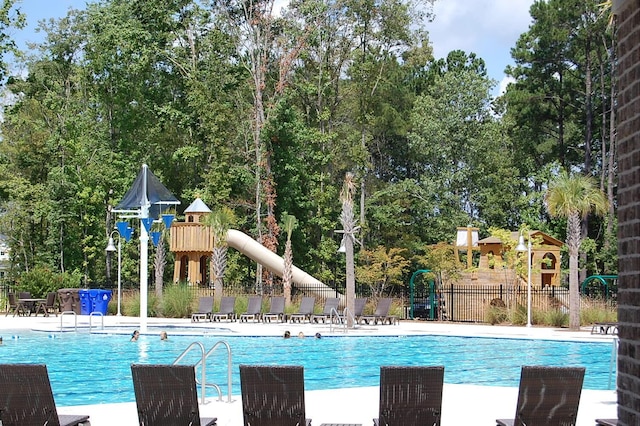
[0,315,619,425]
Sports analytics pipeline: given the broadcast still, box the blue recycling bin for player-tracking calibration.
[89,289,112,315]
[78,289,92,315]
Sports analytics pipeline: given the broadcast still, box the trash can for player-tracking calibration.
[89,289,112,315]
[78,289,92,315]
[57,288,81,314]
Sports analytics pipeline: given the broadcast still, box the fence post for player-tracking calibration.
[448,283,454,321]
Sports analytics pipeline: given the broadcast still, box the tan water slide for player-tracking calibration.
[226,229,343,301]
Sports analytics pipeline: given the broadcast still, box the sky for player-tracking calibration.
[11,0,535,96]
[427,0,535,95]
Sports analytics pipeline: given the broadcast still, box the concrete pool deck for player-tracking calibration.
[0,314,618,425]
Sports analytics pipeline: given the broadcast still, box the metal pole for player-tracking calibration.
[117,237,122,316]
[140,206,149,333]
[527,236,532,327]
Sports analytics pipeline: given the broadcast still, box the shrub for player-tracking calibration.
[580,297,617,325]
[16,266,83,298]
[161,284,194,318]
[509,304,528,325]
[485,306,508,325]
[543,309,568,327]
[123,291,159,317]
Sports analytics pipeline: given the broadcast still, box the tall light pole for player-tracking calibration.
[106,231,122,316]
[515,232,532,327]
[106,222,133,317]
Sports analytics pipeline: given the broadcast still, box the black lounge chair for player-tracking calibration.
[374,365,444,426]
[289,296,316,323]
[262,296,285,323]
[310,297,340,323]
[191,296,214,322]
[361,298,395,325]
[211,296,237,322]
[239,364,311,426]
[496,365,585,426]
[131,364,217,426]
[0,363,91,426]
[239,296,263,322]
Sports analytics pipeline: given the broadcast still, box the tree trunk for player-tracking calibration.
[567,212,581,330]
[154,238,166,300]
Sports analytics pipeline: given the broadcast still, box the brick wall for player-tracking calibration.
[614,0,640,424]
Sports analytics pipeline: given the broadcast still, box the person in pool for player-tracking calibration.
[130,330,140,341]
[284,330,291,338]
[160,331,168,341]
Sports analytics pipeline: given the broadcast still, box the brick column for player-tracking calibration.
[614,0,640,424]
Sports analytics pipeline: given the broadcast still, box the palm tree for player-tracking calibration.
[545,171,608,329]
[280,213,298,306]
[205,207,236,305]
[340,172,358,328]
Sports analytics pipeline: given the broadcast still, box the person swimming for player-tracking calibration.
[284,330,291,338]
[160,331,168,340]
[130,330,140,341]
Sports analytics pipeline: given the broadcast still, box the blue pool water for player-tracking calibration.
[0,330,615,407]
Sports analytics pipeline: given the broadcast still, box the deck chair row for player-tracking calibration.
[191,296,238,322]
[193,295,399,325]
[239,364,586,426]
[0,363,588,426]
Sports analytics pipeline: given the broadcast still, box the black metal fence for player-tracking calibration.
[1,281,614,324]
[436,284,570,323]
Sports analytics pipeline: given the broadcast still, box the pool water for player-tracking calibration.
[0,331,615,406]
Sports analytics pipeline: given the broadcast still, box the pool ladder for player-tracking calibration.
[609,336,618,389]
[59,311,104,332]
[173,340,233,404]
[329,306,357,333]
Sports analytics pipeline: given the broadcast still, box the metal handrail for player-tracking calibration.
[608,336,618,389]
[60,311,77,332]
[173,340,233,404]
[89,312,104,331]
[329,307,346,333]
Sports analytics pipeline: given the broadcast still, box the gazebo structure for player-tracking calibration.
[169,198,213,285]
[477,231,563,287]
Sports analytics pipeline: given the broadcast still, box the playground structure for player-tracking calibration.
[169,198,338,301]
[581,275,618,301]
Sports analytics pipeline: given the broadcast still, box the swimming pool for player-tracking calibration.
[0,330,615,406]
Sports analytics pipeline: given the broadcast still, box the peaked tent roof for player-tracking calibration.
[114,164,180,219]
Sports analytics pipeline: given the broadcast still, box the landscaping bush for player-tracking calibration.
[509,304,529,325]
[16,266,82,298]
[580,297,617,325]
[123,291,159,317]
[542,309,568,327]
[161,284,194,318]
[485,305,508,325]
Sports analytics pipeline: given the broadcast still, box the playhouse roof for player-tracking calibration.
[184,198,211,213]
[478,230,563,248]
